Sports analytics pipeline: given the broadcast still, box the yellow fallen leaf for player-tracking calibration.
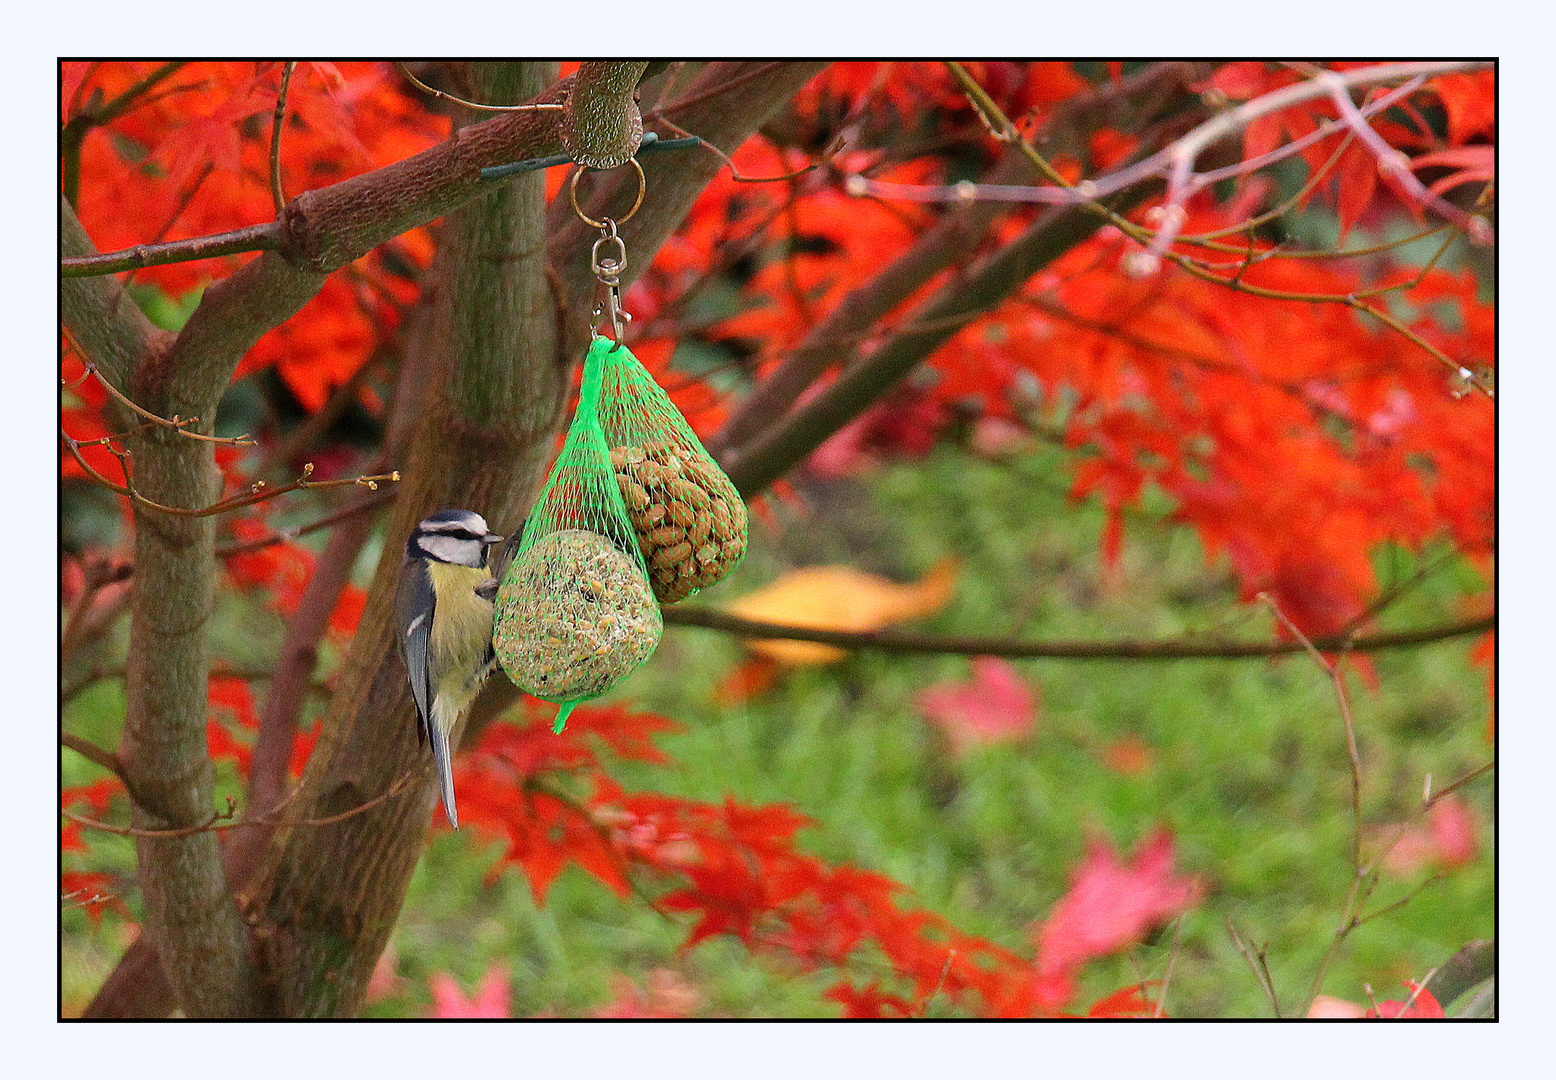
[725,557,959,666]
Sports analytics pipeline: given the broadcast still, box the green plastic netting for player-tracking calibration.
[593,337,748,604]
[493,336,749,732]
[493,337,663,733]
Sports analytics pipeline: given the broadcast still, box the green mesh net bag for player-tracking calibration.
[493,338,664,733]
[593,336,748,603]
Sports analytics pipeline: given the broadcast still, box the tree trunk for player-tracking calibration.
[233,62,565,1017]
[78,59,827,1018]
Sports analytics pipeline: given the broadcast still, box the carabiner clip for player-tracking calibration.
[591,281,632,344]
[589,218,632,344]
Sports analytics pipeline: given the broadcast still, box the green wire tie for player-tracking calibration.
[480,132,703,181]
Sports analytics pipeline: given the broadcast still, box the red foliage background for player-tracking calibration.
[61,61,1493,1017]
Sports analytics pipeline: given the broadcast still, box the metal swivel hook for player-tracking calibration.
[590,217,632,344]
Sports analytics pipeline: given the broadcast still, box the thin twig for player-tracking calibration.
[61,62,187,205]
[66,61,188,130]
[1177,133,1357,246]
[1264,583,1477,1014]
[60,556,133,658]
[1396,969,1438,1015]
[396,62,563,114]
[1341,547,1464,636]
[1225,920,1283,1017]
[61,439,399,518]
[67,357,255,445]
[1153,913,1188,1018]
[63,798,238,839]
[62,769,425,839]
[1346,296,1495,397]
[1356,873,1449,927]
[1319,71,1493,243]
[917,950,956,1017]
[216,490,394,559]
[113,153,218,304]
[654,62,790,116]
[62,664,111,705]
[925,64,1477,218]
[1350,758,1494,923]
[1424,761,1494,806]
[270,61,297,214]
[938,62,1496,395]
[655,117,827,184]
[62,886,120,913]
[1259,592,1364,873]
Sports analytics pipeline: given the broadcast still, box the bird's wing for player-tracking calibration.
[394,561,436,744]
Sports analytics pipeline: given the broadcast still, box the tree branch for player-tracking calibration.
[711,62,1208,456]
[885,62,1491,220]
[60,223,286,278]
[660,607,1493,659]
[1420,940,1494,1012]
[61,732,130,787]
[561,61,647,168]
[720,177,1166,497]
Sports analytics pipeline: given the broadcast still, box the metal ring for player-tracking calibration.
[568,157,646,229]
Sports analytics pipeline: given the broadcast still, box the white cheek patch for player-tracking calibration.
[420,534,480,567]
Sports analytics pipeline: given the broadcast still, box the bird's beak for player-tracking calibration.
[484,532,503,545]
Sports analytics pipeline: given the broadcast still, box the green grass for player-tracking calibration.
[61,442,1493,1018]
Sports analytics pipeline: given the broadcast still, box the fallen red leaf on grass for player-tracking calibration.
[1367,981,1446,1019]
[1377,794,1480,878]
[593,969,702,1018]
[916,656,1038,755]
[1307,994,1368,1018]
[428,965,511,1018]
[1032,829,1203,1008]
[1308,980,1447,1019]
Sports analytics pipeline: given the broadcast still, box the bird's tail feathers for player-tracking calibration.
[428,710,460,830]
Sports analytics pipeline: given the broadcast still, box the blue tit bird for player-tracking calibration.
[395,509,504,829]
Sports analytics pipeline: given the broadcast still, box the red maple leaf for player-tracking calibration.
[824,979,917,1018]
[206,719,252,773]
[208,674,257,727]
[1430,71,1495,146]
[1411,145,1494,199]
[428,965,511,1018]
[288,721,321,779]
[325,583,368,638]
[1366,981,1446,1019]
[592,970,702,1018]
[62,778,120,816]
[1087,982,1163,1018]
[916,656,1038,755]
[1032,828,1203,1008]
[1378,795,1481,878]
